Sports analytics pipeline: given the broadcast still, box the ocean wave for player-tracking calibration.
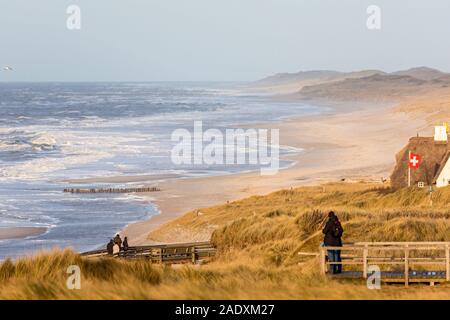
[0,125,161,181]
[0,130,57,152]
[0,151,112,181]
[30,132,57,149]
[0,211,58,228]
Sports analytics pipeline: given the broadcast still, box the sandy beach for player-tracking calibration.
[75,99,428,245]
[0,227,47,240]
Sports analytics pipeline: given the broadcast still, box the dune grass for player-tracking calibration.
[3,182,450,299]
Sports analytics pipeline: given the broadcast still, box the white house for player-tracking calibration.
[434,153,450,187]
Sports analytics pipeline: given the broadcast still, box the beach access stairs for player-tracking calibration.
[81,241,216,264]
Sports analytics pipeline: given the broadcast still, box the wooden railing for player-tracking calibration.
[81,241,216,264]
[319,242,450,286]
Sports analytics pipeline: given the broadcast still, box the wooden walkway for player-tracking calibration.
[81,241,216,264]
[320,242,450,286]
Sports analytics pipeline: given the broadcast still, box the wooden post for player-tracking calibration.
[408,150,411,187]
[363,245,368,278]
[192,246,196,264]
[405,245,409,287]
[446,244,450,281]
[320,247,326,274]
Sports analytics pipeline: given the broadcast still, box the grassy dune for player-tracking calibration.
[3,182,450,299]
[395,87,450,124]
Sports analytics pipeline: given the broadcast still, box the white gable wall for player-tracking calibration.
[436,158,450,188]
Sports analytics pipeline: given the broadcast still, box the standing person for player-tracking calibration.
[113,242,120,255]
[114,234,122,249]
[322,211,344,274]
[106,239,114,255]
[122,237,129,251]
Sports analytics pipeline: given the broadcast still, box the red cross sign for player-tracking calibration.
[409,153,421,169]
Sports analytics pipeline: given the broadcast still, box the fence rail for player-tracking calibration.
[319,242,450,286]
[81,241,216,264]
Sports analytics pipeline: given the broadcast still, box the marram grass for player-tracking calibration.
[3,183,450,299]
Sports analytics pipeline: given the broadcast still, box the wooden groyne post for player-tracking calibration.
[64,187,160,194]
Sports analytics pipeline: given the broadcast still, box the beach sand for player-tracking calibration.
[0,227,47,240]
[68,100,428,245]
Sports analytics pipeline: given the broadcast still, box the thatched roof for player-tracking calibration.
[390,137,450,188]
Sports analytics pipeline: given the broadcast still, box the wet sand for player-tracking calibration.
[0,227,47,240]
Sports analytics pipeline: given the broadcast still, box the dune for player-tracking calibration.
[246,67,450,98]
[4,184,450,299]
[391,66,448,81]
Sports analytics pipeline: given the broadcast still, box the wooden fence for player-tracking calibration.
[319,242,450,286]
[82,241,216,264]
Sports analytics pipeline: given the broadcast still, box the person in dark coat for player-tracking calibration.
[322,211,344,274]
[114,234,122,249]
[106,239,114,255]
[122,237,129,251]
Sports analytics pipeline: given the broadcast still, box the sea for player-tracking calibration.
[0,82,323,259]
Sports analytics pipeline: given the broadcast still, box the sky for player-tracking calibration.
[1,0,450,82]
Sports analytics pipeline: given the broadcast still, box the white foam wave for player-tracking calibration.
[0,125,159,181]
[0,151,112,181]
[30,132,57,147]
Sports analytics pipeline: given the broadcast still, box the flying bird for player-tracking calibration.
[3,66,13,71]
